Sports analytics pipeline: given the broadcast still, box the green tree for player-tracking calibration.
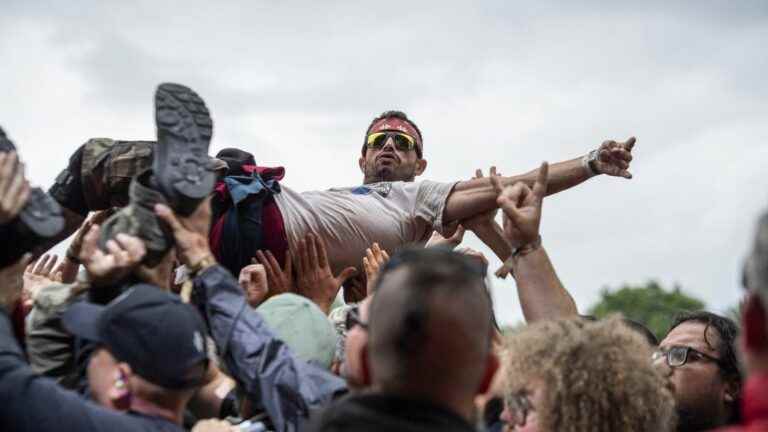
[588,281,706,341]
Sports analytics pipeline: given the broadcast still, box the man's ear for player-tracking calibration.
[415,158,428,176]
[110,363,133,411]
[477,352,500,395]
[358,156,366,175]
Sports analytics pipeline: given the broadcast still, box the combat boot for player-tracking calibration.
[0,127,65,266]
[98,170,174,267]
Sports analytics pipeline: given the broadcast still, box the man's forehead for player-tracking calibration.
[660,321,721,353]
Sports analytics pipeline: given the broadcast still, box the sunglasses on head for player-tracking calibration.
[365,131,418,153]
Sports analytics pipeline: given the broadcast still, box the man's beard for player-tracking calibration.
[364,164,416,184]
[675,405,720,432]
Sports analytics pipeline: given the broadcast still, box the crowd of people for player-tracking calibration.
[0,82,764,432]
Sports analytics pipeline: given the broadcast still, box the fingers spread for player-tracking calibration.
[625,136,636,151]
[42,254,58,274]
[490,175,504,195]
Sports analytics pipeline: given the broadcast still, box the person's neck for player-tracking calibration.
[130,395,183,424]
[362,175,415,185]
[377,384,475,423]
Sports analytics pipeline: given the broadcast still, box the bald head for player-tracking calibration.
[367,249,494,401]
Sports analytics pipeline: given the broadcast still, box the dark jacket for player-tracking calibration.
[192,265,347,432]
[308,393,478,432]
[0,308,184,431]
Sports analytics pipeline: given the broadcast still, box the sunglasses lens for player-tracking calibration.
[393,134,413,151]
[366,133,386,149]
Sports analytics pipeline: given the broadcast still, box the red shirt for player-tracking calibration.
[716,373,768,431]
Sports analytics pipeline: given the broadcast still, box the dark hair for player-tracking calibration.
[362,110,423,158]
[373,247,494,354]
[668,311,742,423]
[668,311,740,379]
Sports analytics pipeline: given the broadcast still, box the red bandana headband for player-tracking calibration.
[368,118,423,153]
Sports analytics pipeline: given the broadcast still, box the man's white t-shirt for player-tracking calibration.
[274,180,456,275]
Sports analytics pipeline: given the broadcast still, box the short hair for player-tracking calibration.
[362,110,423,158]
[368,248,492,391]
[668,311,740,381]
[503,316,677,432]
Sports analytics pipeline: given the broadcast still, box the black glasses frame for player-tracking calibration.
[653,345,724,369]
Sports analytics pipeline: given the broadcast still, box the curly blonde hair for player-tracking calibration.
[502,316,676,432]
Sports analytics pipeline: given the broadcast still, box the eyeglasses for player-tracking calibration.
[345,306,369,332]
[652,346,724,369]
[505,390,534,427]
[365,131,417,153]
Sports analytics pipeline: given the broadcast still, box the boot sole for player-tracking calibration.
[0,126,64,238]
[0,127,16,152]
[153,83,215,216]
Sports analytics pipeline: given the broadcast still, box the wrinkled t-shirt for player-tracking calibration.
[274,180,456,275]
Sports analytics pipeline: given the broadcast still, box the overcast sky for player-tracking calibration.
[1,1,766,324]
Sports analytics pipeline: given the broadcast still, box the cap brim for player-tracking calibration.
[62,302,106,342]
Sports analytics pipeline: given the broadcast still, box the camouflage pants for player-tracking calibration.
[51,138,155,214]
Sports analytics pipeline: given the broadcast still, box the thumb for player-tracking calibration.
[336,267,358,285]
[154,204,184,233]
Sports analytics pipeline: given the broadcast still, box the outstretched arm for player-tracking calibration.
[443,137,635,224]
[490,163,578,322]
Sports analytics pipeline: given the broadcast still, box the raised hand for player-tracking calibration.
[155,198,212,268]
[362,242,390,295]
[295,233,356,314]
[238,263,269,307]
[0,152,31,224]
[591,137,636,179]
[254,249,294,298]
[23,254,63,304]
[80,224,146,287]
[462,167,500,232]
[425,224,466,249]
[491,162,548,250]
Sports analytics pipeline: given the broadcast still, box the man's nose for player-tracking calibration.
[381,137,397,152]
[653,356,674,378]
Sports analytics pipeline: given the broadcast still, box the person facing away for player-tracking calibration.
[309,247,500,432]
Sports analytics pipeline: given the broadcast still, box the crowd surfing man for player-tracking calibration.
[0,81,662,432]
[43,86,638,287]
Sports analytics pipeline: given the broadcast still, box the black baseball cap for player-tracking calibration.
[216,148,256,177]
[62,284,209,389]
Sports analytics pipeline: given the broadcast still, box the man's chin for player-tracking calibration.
[675,406,719,432]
